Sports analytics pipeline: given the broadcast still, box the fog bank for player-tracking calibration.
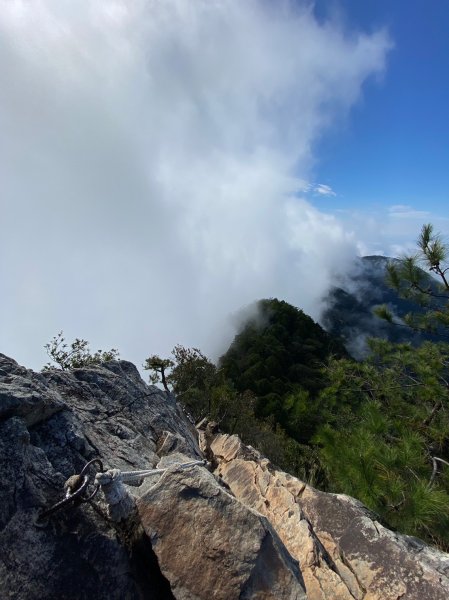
[0,1,390,369]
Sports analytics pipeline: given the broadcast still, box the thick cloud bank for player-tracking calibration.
[0,1,390,368]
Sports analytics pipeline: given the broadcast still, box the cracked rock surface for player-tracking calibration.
[207,432,449,600]
[137,457,306,600]
[0,354,305,600]
[2,353,449,600]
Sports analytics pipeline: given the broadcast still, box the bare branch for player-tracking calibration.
[428,456,449,488]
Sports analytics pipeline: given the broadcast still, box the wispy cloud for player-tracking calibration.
[328,204,449,258]
[0,0,390,369]
[388,205,432,219]
[314,183,337,197]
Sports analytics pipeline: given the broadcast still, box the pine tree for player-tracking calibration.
[375,224,449,334]
[319,224,449,549]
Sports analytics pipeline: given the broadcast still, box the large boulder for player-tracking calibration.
[0,353,199,600]
[137,458,306,600]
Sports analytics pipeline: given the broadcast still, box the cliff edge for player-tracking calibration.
[1,354,448,599]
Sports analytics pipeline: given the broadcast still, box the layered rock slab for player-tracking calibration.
[209,433,449,600]
[137,463,306,600]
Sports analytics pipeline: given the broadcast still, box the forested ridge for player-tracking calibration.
[219,299,348,435]
[44,225,449,551]
[322,254,447,357]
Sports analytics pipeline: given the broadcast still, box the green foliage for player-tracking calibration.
[219,298,347,436]
[373,304,394,323]
[377,224,449,335]
[318,225,449,549]
[208,298,350,483]
[169,345,218,412]
[145,342,322,482]
[418,223,449,275]
[43,331,119,371]
[144,345,218,408]
[143,354,174,391]
[318,336,449,549]
[144,344,226,419]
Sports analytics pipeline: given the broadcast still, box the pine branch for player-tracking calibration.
[428,456,449,488]
[423,401,444,427]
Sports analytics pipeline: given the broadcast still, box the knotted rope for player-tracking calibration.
[95,459,206,522]
[36,458,206,525]
[35,458,103,526]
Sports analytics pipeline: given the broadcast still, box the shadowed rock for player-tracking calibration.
[137,460,306,600]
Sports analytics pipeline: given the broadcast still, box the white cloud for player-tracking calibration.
[388,205,432,219]
[329,205,449,258]
[314,183,337,197]
[0,0,390,370]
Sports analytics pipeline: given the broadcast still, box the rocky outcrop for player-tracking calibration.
[0,354,305,599]
[137,455,306,600]
[0,353,195,600]
[207,433,449,600]
[1,353,449,600]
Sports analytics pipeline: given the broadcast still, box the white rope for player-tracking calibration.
[94,459,206,522]
[113,459,206,484]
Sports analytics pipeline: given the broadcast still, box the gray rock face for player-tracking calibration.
[2,352,449,600]
[0,355,64,426]
[0,354,305,600]
[0,353,199,600]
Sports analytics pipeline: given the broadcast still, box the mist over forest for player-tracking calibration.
[39,222,449,551]
[0,0,393,370]
[2,0,449,561]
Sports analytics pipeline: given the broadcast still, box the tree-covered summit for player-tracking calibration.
[219,298,348,420]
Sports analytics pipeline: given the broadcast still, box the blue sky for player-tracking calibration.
[310,1,449,239]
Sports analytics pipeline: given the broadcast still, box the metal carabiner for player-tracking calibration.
[35,458,104,527]
[79,458,104,502]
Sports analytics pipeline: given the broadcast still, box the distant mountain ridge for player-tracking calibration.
[321,255,441,358]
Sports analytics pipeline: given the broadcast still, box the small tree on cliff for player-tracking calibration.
[169,345,217,405]
[143,355,174,392]
[43,331,119,371]
[144,345,217,411]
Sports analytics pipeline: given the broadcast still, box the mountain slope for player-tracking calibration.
[219,298,348,418]
[321,255,442,357]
